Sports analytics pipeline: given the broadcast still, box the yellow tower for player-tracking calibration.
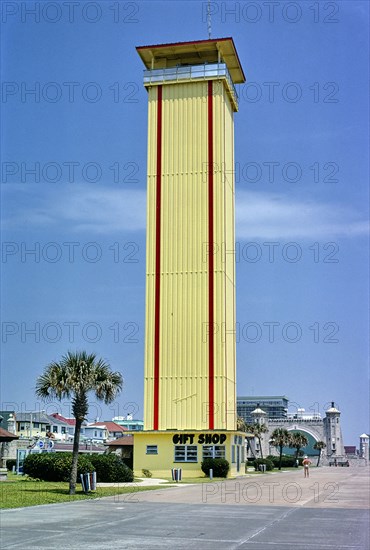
[133,38,246,477]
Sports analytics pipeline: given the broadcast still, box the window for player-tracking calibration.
[146,445,158,455]
[61,427,66,434]
[53,426,58,433]
[33,422,39,428]
[174,445,197,462]
[231,445,236,463]
[202,445,226,459]
[20,424,25,431]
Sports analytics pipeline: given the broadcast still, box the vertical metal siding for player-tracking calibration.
[144,78,237,431]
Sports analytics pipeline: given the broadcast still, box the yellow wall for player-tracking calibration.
[133,431,245,479]
[144,78,236,431]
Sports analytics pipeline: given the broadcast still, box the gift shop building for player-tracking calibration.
[133,38,246,478]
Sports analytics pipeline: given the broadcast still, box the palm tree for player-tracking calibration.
[36,351,123,495]
[270,428,291,470]
[237,417,257,459]
[313,441,326,466]
[237,416,246,431]
[289,432,308,463]
[246,423,269,459]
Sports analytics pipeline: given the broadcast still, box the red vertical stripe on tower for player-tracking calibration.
[208,81,215,430]
[153,85,162,430]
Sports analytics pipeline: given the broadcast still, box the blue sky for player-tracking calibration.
[1,0,369,445]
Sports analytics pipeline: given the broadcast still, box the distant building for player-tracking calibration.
[359,433,369,459]
[112,415,144,431]
[237,396,289,423]
[246,401,345,461]
[105,435,134,469]
[50,413,76,440]
[84,421,127,442]
[344,446,357,456]
[287,408,322,421]
[0,411,16,431]
[15,411,72,440]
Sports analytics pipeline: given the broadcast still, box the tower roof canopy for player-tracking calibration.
[326,402,340,414]
[136,37,245,84]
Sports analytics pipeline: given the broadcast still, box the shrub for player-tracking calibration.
[6,459,16,471]
[121,456,133,470]
[88,454,134,482]
[267,455,302,468]
[253,458,274,471]
[23,452,94,482]
[201,458,230,478]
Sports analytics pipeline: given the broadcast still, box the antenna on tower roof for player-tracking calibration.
[207,0,212,39]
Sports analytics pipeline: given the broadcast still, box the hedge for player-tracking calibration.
[267,455,303,468]
[6,459,16,471]
[23,452,94,482]
[201,458,230,478]
[23,452,134,483]
[88,454,134,482]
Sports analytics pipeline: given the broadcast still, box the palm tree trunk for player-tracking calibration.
[317,452,321,467]
[258,436,264,459]
[69,418,82,495]
[279,445,283,470]
[246,437,256,459]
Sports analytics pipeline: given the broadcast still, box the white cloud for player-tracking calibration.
[2,186,368,239]
[2,185,147,234]
[235,191,369,240]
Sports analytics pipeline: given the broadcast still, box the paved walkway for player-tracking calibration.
[132,465,370,508]
[1,467,369,549]
[97,477,183,488]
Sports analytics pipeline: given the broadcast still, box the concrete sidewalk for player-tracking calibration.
[1,467,369,549]
[97,476,190,488]
[130,465,370,508]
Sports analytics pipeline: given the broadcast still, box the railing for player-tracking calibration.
[268,418,324,423]
[143,63,238,106]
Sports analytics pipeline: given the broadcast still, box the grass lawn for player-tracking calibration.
[1,469,302,509]
[0,474,167,509]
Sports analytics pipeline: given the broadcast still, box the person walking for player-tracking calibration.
[302,455,312,478]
